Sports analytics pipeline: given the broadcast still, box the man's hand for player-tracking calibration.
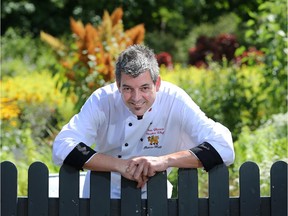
[84,154,147,185]
[126,156,168,188]
[115,159,150,188]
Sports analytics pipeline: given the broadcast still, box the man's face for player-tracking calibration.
[117,70,161,116]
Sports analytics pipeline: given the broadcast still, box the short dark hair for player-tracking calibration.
[115,44,159,84]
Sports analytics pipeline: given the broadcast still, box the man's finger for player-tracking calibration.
[133,163,145,179]
[137,175,149,188]
[126,163,138,177]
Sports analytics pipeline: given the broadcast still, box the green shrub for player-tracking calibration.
[169,112,287,197]
[1,28,58,77]
[1,126,60,196]
[231,112,287,196]
[1,71,74,196]
[243,0,287,73]
[241,0,287,113]
[161,64,282,140]
[1,27,74,196]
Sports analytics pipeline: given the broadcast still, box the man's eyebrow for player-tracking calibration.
[140,83,151,87]
[122,83,151,88]
[122,84,132,88]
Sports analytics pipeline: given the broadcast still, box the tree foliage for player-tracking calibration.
[1,0,266,38]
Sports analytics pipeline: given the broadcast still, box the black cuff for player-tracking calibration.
[190,142,223,172]
[64,142,96,170]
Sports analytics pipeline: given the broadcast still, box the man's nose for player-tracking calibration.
[132,89,141,101]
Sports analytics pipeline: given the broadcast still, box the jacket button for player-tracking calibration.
[140,138,143,142]
[124,143,129,147]
[128,122,132,126]
[118,155,122,158]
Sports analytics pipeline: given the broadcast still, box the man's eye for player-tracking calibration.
[141,86,150,92]
[123,87,131,92]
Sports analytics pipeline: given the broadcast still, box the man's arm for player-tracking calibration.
[83,153,138,181]
[63,142,144,182]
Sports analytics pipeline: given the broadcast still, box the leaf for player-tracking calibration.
[234,46,246,57]
[40,31,66,50]
[245,29,254,38]
[246,19,255,27]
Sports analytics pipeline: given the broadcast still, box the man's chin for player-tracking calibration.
[131,108,145,116]
[132,111,144,116]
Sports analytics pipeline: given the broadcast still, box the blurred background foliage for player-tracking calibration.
[1,0,287,197]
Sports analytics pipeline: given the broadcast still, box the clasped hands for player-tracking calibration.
[121,156,168,188]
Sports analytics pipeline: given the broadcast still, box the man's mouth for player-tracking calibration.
[131,101,145,107]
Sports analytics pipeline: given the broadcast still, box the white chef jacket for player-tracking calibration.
[53,81,234,198]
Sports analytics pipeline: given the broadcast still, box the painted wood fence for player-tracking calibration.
[1,161,287,216]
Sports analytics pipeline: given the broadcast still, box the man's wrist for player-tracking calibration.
[162,155,172,169]
[114,158,128,173]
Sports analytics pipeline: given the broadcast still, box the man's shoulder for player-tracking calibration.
[93,82,118,96]
[160,81,187,95]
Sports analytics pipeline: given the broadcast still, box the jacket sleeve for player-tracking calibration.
[189,142,224,171]
[63,142,97,170]
[52,93,102,167]
[181,97,235,171]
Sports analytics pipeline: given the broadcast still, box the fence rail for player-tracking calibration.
[1,161,287,216]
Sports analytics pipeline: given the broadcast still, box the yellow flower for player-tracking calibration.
[0,97,21,120]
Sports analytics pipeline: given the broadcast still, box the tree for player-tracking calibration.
[2,0,266,38]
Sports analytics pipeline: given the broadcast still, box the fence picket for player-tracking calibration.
[121,177,141,215]
[28,162,49,216]
[209,164,229,216]
[59,164,80,216]
[147,171,168,216]
[239,161,260,216]
[1,161,288,216]
[271,161,288,216]
[1,161,17,216]
[90,171,111,215]
[178,168,198,216]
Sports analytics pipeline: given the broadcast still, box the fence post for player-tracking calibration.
[271,161,288,216]
[59,164,80,216]
[90,171,111,215]
[239,161,260,216]
[121,177,142,215]
[209,164,230,216]
[28,162,49,216]
[1,161,17,216]
[178,168,198,216]
[147,171,168,216]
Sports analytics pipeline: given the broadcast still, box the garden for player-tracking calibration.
[1,0,287,197]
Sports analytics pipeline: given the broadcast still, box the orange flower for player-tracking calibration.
[70,17,85,40]
[125,24,145,46]
[111,7,123,26]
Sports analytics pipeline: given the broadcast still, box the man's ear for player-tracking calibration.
[155,76,161,92]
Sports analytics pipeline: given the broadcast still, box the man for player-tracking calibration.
[53,44,235,198]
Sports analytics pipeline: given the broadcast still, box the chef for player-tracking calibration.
[53,44,235,198]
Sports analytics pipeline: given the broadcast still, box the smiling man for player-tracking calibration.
[53,44,235,198]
